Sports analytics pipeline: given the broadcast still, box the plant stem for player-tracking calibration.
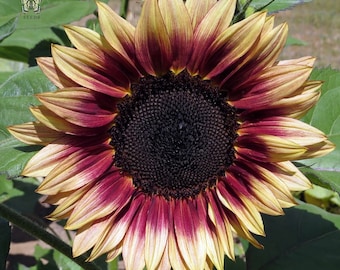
[0,203,101,270]
[119,0,130,18]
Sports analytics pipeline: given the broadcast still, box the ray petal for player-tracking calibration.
[230,65,313,108]
[135,0,172,76]
[185,0,216,30]
[216,180,265,236]
[239,117,327,146]
[189,9,263,77]
[240,81,321,120]
[123,195,150,270]
[219,22,288,88]
[168,200,189,270]
[96,1,135,61]
[89,195,143,261]
[30,105,102,136]
[64,24,140,81]
[236,134,307,162]
[36,57,76,88]
[22,135,101,177]
[65,173,134,230]
[159,0,193,73]
[174,199,206,270]
[197,194,225,269]
[37,144,113,194]
[52,45,129,97]
[37,88,115,128]
[206,191,235,259]
[8,122,63,145]
[145,196,169,270]
[72,217,113,257]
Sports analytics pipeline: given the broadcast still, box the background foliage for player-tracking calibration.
[0,0,339,269]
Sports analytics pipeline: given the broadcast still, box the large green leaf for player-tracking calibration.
[0,17,18,42]
[0,0,108,61]
[0,67,55,185]
[251,0,312,13]
[246,203,340,270]
[0,0,100,28]
[0,174,24,203]
[298,68,340,193]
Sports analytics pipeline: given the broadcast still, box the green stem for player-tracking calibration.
[0,203,101,270]
[119,0,130,18]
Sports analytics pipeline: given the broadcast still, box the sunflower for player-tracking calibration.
[8,0,334,269]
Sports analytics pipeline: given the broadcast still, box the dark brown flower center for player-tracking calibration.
[110,71,238,199]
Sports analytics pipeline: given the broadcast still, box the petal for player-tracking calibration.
[89,195,144,261]
[96,1,136,62]
[106,245,123,263]
[239,117,328,146]
[8,122,63,145]
[216,180,265,236]
[273,161,312,191]
[219,21,288,88]
[237,156,297,207]
[123,195,150,270]
[236,134,307,162]
[197,194,225,269]
[51,45,129,97]
[230,65,313,109]
[185,0,216,30]
[30,105,102,135]
[240,81,321,120]
[174,199,206,270]
[299,139,335,159]
[158,0,193,73]
[189,10,263,77]
[206,191,235,260]
[226,165,283,216]
[64,24,140,81]
[65,172,134,230]
[72,217,113,257]
[37,144,113,194]
[168,201,188,270]
[47,185,93,220]
[145,196,169,270]
[37,88,116,128]
[37,57,76,88]
[135,0,172,76]
[278,56,316,67]
[22,135,101,177]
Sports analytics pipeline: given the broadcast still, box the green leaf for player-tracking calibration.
[53,250,83,270]
[246,203,340,270]
[0,67,55,183]
[285,36,307,46]
[34,245,58,270]
[304,184,338,209]
[250,0,312,13]
[0,72,16,84]
[0,218,11,270]
[0,17,18,42]
[0,45,29,63]
[0,0,108,62]
[0,175,23,203]
[0,0,99,28]
[298,68,340,193]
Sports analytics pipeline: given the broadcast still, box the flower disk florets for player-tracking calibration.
[110,71,238,199]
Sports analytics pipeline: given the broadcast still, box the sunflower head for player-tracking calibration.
[8,0,335,269]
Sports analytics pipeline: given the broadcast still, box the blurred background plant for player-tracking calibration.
[1,0,340,269]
